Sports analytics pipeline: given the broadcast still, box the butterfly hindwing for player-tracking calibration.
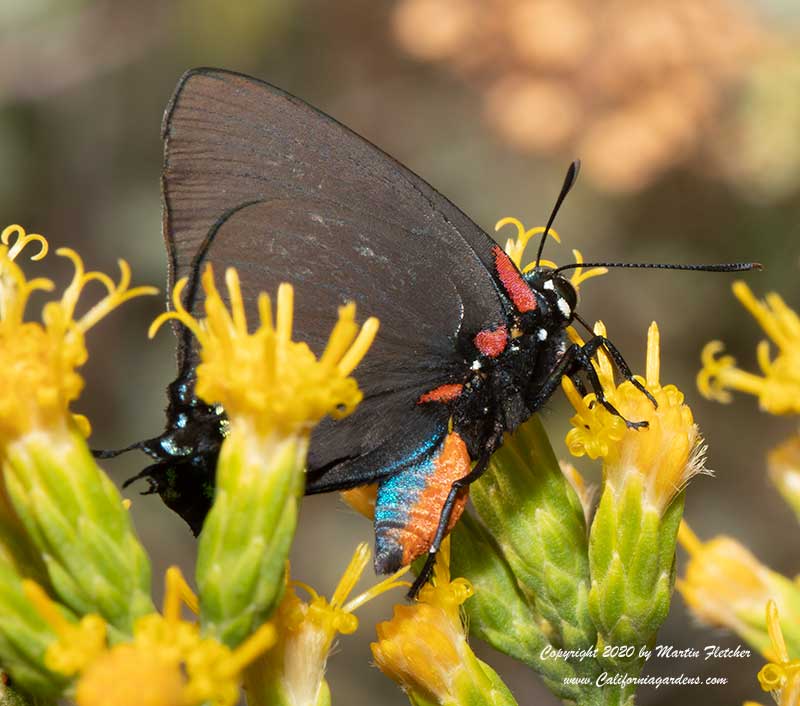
[161,68,509,489]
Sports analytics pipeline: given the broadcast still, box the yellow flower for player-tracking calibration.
[0,225,156,446]
[698,282,800,414]
[372,535,504,705]
[677,523,800,657]
[372,537,516,705]
[372,563,470,699]
[768,433,800,521]
[563,321,704,514]
[75,645,185,706]
[340,483,378,519]
[25,567,276,706]
[245,543,409,706]
[758,601,800,706]
[170,266,381,647]
[150,265,378,438]
[495,216,607,291]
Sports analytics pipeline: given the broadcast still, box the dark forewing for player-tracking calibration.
[161,68,507,485]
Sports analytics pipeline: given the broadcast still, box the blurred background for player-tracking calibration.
[1,0,799,703]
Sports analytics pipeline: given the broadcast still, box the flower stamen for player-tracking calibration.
[758,601,800,705]
[697,282,800,414]
[495,216,607,293]
[0,234,155,445]
[1,225,48,262]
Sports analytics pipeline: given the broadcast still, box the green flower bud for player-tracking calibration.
[451,512,590,702]
[588,481,683,669]
[0,555,67,698]
[3,432,153,637]
[469,415,595,651]
[0,232,156,638]
[196,430,305,646]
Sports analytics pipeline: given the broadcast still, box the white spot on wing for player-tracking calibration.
[557,297,571,317]
[537,329,548,341]
[543,280,555,290]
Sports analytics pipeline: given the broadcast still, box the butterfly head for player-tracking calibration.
[525,267,578,325]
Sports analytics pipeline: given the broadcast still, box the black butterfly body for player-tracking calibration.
[127,68,678,590]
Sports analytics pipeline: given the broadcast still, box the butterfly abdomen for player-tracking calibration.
[374,431,470,573]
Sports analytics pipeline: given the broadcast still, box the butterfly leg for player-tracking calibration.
[569,372,589,397]
[526,342,647,430]
[91,440,148,459]
[572,340,648,430]
[589,335,658,409]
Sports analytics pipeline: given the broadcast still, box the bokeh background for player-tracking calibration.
[2,1,799,703]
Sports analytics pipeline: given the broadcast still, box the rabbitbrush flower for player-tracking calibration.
[690,279,800,690]
[0,225,156,638]
[24,566,276,706]
[245,543,409,706]
[677,523,800,658]
[698,281,800,414]
[561,321,703,700]
[698,281,800,521]
[372,536,517,706]
[150,265,379,647]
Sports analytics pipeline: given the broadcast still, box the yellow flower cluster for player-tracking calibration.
[25,568,276,706]
[0,225,155,445]
[150,265,379,437]
[563,321,704,514]
[698,282,800,414]
[691,277,800,702]
[677,523,800,657]
[372,536,478,703]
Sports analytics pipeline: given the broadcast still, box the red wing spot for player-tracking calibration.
[474,325,508,358]
[492,245,537,312]
[417,384,463,404]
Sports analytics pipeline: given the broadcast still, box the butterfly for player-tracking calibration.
[109,68,757,596]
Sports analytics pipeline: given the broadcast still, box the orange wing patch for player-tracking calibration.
[417,383,463,404]
[400,431,471,565]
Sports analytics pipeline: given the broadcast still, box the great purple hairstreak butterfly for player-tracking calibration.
[100,68,759,596]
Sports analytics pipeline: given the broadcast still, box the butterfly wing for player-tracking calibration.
[162,68,509,491]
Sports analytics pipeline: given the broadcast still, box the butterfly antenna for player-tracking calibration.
[573,311,596,336]
[535,160,581,268]
[554,261,762,274]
